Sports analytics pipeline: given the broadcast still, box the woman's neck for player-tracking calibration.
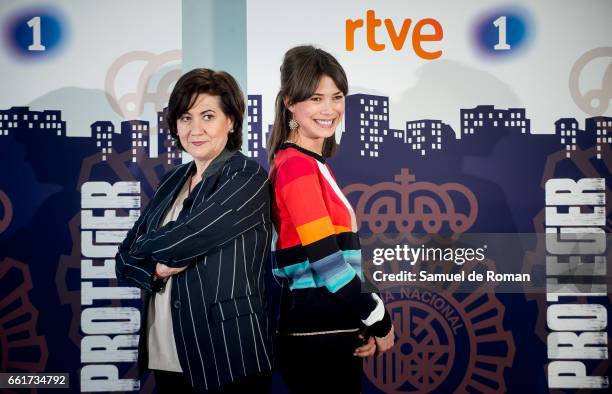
[191,157,212,189]
[193,160,208,177]
[287,134,324,156]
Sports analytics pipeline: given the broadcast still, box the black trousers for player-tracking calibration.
[278,331,364,394]
[153,369,272,394]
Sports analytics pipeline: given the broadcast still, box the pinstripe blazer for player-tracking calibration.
[115,150,273,391]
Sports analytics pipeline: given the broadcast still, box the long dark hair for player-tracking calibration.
[167,68,244,151]
[267,46,348,163]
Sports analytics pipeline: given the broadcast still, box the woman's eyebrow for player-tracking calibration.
[312,91,343,96]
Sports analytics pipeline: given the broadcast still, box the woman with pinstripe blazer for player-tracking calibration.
[115,69,273,393]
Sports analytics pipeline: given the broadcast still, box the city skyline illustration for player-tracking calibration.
[2,92,610,167]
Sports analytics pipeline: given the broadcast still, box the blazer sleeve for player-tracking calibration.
[129,157,269,267]
[276,155,391,337]
[114,167,180,292]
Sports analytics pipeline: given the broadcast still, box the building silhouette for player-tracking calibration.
[247,95,263,159]
[387,120,452,156]
[120,120,149,163]
[158,107,182,165]
[586,116,612,160]
[554,118,579,158]
[0,107,66,137]
[460,105,530,136]
[90,121,115,161]
[345,94,389,158]
[406,119,450,156]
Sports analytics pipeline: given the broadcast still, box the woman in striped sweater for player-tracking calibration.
[267,46,395,393]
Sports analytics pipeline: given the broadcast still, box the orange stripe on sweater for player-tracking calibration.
[296,216,335,245]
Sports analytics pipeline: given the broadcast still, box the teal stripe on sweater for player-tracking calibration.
[343,249,364,281]
[273,261,316,290]
[273,249,362,291]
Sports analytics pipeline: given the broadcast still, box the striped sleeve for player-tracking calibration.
[115,201,157,291]
[114,167,181,291]
[129,158,269,267]
[276,156,389,332]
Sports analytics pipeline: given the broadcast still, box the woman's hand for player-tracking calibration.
[353,334,376,358]
[374,324,395,356]
[154,263,188,280]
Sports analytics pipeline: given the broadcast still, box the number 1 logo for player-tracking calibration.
[4,7,66,60]
[27,16,46,51]
[473,9,531,58]
[493,16,511,51]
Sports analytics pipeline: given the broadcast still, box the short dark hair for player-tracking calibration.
[267,46,348,162]
[167,68,244,151]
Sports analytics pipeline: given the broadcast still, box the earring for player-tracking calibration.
[228,128,234,133]
[288,118,299,131]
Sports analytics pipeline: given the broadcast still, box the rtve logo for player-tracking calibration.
[346,10,443,60]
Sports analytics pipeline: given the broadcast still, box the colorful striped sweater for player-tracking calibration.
[270,143,391,336]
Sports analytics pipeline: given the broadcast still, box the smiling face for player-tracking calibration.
[287,75,345,154]
[177,93,233,170]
